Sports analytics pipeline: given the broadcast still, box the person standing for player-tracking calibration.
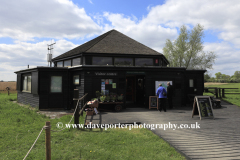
[167,82,174,109]
[156,83,167,112]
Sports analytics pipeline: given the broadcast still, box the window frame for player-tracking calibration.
[135,58,154,66]
[50,76,63,93]
[72,57,81,66]
[57,61,63,67]
[114,57,133,66]
[64,60,71,67]
[189,79,194,87]
[73,74,81,86]
[22,74,32,93]
[92,56,113,65]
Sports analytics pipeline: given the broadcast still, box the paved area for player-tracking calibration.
[86,101,240,160]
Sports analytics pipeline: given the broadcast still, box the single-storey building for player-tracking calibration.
[15,29,206,110]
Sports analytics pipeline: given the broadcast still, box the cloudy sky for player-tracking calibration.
[0,0,239,81]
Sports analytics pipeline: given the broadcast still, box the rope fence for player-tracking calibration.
[23,127,44,160]
[22,91,88,160]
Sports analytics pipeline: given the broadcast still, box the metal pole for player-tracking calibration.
[45,121,51,160]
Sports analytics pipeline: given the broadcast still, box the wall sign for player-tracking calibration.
[95,72,117,76]
[149,96,158,109]
[112,83,116,89]
[126,71,145,75]
[192,96,214,120]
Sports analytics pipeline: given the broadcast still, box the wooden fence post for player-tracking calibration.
[215,88,218,98]
[222,89,225,98]
[45,121,51,160]
[218,88,221,98]
[74,89,79,126]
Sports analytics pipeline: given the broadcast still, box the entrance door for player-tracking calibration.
[136,76,145,106]
[126,75,145,107]
[126,76,135,102]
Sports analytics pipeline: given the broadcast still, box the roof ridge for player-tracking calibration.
[116,31,161,55]
[85,30,114,52]
[52,30,114,60]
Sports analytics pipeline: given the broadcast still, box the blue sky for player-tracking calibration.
[0,0,239,81]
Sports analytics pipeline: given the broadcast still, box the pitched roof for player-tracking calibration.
[52,29,162,61]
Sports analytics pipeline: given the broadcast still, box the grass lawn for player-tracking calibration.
[204,83,240,107]
[0,92,185,160]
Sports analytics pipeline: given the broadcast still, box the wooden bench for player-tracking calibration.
[210,96,221,108]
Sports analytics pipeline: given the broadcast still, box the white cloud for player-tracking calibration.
[0,40,78,81]
[144,0,240,47]
[204,42,240,76]
[103,12,178,53]
[0,0,101,41]
[1,0,240,81]
[88,0,93,4]
[101,0,240,76]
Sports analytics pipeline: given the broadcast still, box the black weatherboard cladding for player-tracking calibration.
[17,91,39,107]
[38,69,69,109]
[17,74,21,91]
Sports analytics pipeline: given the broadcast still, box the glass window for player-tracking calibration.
[92,57,112,65]
[57,61,63,67]
[135,58,153,66]
[64,60,71,67]
[22,75,31,92]
[114,58,133,66]
[189,79,194,87]
[73,75,80,85]
[72,58,81,66]
[51,76,62,93]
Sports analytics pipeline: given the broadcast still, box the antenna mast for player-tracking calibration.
[47,41,56,67]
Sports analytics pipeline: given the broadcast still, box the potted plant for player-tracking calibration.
[96,91,101,99]
[105,96,110,102]
[111,95,116,102]
[100,96,106,102]
[91,98,98,101]
[117,94,124,101]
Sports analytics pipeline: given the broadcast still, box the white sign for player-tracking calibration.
[155,81,173,95]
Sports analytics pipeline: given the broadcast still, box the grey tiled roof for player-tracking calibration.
[52,29,162,61]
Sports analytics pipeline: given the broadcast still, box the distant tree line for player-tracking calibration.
[204,71,240,83]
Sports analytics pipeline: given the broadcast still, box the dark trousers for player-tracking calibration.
[158,98,166,111]
[168,97,173,109]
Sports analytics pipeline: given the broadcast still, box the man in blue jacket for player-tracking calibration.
[156,83,167,112]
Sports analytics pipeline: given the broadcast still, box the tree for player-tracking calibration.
[233,71,240,80]
[204,73,211,82]
[163,24,216,70]
[215,72,222,80]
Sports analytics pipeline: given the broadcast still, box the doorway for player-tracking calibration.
[126,75,145,107]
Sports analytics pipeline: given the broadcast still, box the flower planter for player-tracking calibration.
[86,111,93,116]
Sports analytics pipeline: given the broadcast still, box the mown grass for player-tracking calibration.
[204,83,240,107]
[0,93,185,160]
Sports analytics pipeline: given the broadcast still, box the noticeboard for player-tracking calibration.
[155,81,172,95]
[149,96,158,109]
[192,96,214,120]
